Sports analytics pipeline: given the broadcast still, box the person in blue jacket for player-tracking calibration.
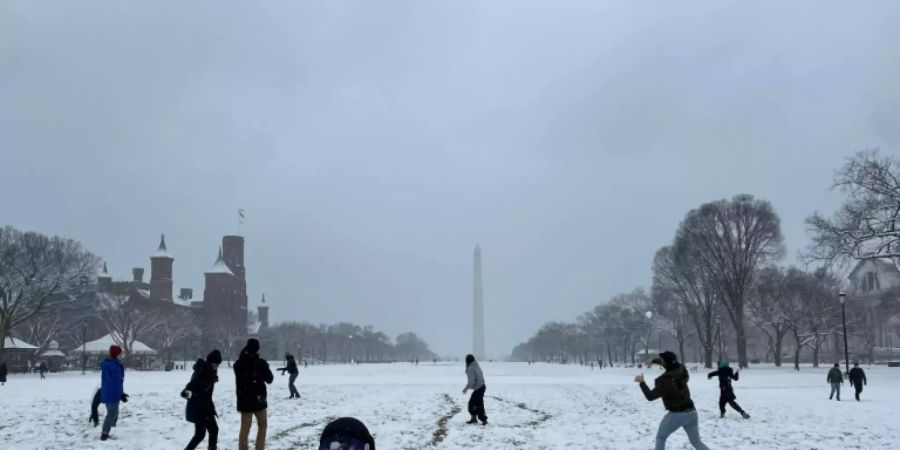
[100,345,128,441]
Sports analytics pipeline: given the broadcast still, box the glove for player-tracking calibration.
[181,390,191,400]
[120,393,129,403]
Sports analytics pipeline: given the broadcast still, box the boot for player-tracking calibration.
[481,417,488,426]
[466,416,478,425]
[741,412,750,419]
[719,412,725,419]
[100,433,109,441]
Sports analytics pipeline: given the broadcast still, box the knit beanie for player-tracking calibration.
[109,345,123,358]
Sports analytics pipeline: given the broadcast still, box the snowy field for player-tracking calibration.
[1,362,898,449]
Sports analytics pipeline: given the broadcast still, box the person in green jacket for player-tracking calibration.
[827,363,844,401]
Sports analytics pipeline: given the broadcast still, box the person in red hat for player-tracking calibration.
[100,345,127,441]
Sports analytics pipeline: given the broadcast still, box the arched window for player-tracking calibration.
[863,272,880,292]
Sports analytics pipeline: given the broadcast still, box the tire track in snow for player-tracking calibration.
[488,395,553,428]
[428,393,462,447]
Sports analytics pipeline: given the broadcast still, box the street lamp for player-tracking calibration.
[81,320,87,375]
[839,292,850,375]
[644,311,653,356]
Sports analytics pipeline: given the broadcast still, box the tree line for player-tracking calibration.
[513,150,900,369]
[0,225,437,368]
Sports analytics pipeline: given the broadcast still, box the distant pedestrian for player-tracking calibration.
[234,338,274,450]
[463,354,488,426]
[848,362,867,402]
[278,353,300,399]
[182,349,222,450]
[39,361,47,379]
[100,345,127,441]
[635,351,709,450]
[707,360,749,419]
[0,361,7,385]
[827,363,844,401]
[319,417,375,450]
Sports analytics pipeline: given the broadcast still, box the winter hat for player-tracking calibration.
[319,417,375,450]
[719,360,730,368]
[245,338,260,354]
[465,354,475,366]
[109,345,123,359]
[206,349,223,365]
[658,351,678,369]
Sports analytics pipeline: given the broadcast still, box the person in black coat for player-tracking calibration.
[707,360,750,419]
[182,350,222,450]
[278,353,300,399]
[848,362,867,401]
[0,361,7,385]
[38,361,47,379]
[234,338,274,450]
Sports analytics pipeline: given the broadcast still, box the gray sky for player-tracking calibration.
[2,1,899,357]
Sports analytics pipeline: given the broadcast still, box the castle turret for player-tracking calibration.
[149,234,174,302]
[257,293,269,330]
[97,262,112,292]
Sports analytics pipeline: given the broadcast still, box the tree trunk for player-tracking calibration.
[773,332,784,367]
[733,309,749,368]
[793,331,802,371]
[677,337,686,365]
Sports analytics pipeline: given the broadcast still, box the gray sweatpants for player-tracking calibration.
[655,410,709,450]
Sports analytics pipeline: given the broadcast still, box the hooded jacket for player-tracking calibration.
[465,361,486,391]
[640,363,695,412]
[708,366,739,389]
[183,359,218,423]
[100,357,125,404]
[849,367,866,386]
[827,367,843,384]
[233,348,274,412]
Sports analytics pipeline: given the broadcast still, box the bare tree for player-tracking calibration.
[807,150,900,269]
[0,226,99,357]
[674,195,785,368]
[747,266,792,366]
[96,293,165,361]
[652,245,720,367]
[651,284,696,364]
[148,307,196,366]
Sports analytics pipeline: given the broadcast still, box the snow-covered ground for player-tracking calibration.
[1,362,897,449]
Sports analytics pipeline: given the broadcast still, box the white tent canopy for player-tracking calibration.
[73,334,156,355]
[4,337,38,350]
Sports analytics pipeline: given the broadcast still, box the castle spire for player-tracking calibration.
[261,293,266,304]
[152,233,173,259]
[101,262,108,275]
[206,246,233,275]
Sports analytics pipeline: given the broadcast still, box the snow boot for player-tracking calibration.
[100,433,109,441]
[481,418,488,426]
[741,412,750,419]
[466,416,478,425]
[719,412,725,419]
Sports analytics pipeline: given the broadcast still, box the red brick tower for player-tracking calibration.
[222,235,248,330]
[149,234,174,302]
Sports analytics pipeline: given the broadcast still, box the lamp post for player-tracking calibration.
[716,315,723,360]
[81,320,87,375]
[645,311,653,357]
[840,292,850,375]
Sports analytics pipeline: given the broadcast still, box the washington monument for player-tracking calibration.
[473,245,485,359]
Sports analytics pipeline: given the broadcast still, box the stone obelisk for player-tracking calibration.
[473,245,485,359]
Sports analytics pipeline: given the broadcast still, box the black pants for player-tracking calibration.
[288,373,300,398]
[468,386,487,422]
[718,390,745,415]
[853,383,863,401]
[185,417,218,450]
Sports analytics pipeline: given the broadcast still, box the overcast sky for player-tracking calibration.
[2,1,899,357]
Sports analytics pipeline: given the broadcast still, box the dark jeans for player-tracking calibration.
[288,373,299,398]
[468,385,487,422]
[185,417,218,450]
[853,383,863,401]
[102,402,119,435]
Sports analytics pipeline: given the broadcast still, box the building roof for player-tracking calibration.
[40,349,66,357]
[137,289,151,299]
[152,233,173,259]
[848,259,898,281]
[73,333,156,354]
[206,247,233,275]
[3,337,38,350]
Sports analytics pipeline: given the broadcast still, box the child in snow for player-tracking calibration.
[234,338,274,450]
[182,349,223,450]
[277,353,300,399]
[827,363,844,401]
[463,354,488,426]
[707,360,750,419]
[318,417,375,450]
[635,351,709,450]
[848,362,867,401]
[100,345,127,441]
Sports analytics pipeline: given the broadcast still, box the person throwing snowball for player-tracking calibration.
[635,351,709,450]
[462,354,488,426]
